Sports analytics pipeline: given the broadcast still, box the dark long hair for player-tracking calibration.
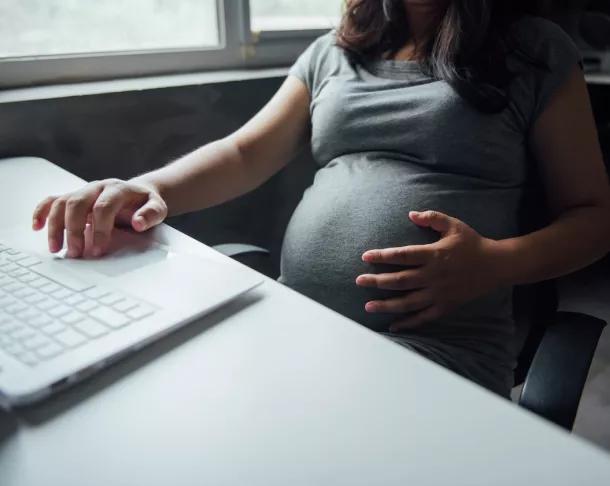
[336,0,553,113]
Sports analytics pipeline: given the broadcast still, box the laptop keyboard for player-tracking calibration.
[0,241,156,367]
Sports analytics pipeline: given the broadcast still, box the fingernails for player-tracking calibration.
[365,302,377,313]
[32,217,39,230]
[134,216,147,231]
[49,238,60,253]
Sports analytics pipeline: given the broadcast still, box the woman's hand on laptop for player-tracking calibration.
[32,179,168,258]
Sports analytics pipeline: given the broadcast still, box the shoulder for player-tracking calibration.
[507,16,582,68]
[505,16,583,129]
[289,30,346,94]
[301,31,343,65]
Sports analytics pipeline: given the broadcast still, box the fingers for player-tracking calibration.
[91,186,125,256]
[409,210,455,235]
[365,290,432,314]
[389,305,444,332]
[356,268,425,291]
[131,195,167,232]
[32,196,57,231]
[65,185,103,258]
[362,245,430,266]
[47,198,67,253]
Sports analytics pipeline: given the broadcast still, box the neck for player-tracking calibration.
[403,0,447,42]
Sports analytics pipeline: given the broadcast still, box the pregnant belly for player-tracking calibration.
[279,160,441,331]
[279,157,521,331]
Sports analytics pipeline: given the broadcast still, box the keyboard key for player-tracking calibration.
[113,298,139,312]
[4,281,26,293]
[3,342,25,356]
[0,334,12,346]
[13,286,37,299]
[6,301,28,314]
[40,321,67,335]
[6,252,29,262]
[30,277,52,289]
[29,314,54,328]
[24,292,47,305]
[4,248,21,256]
[55,329,86,348]
[99,292,125,306]
[48,305,72,318]
[74,319,108,338]
[36,298,58,312]
[22,334,51,350]
[61,311,85,325]
[0,296,17,308]
[11,326,36,340]
[40,282,62,294]
[1,263,20,273]
[51,288,74,300]
[15,308,41,322]
[126,305,155,320]
[36,341,63,360]
[17,351,39,366]
[18,271,40,283]
[30,261,95,292]
[84,287,112,300]
[90,307,130,328]
[65,293,86,306]
[15,256,42,267]
[8,267,29,278]
[0,321,21,333]
[76,299,99,313]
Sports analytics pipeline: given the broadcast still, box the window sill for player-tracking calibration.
[0,67,289,104]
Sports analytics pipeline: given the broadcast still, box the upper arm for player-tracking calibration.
[229,75,311,178]
[529,64,610,219]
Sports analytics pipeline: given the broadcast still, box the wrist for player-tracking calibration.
[483,237,519,289]
[130,173,167,199]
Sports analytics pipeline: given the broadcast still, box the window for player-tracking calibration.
[0,1,344,88]
[250,0,342,32]
[0,0,220,58]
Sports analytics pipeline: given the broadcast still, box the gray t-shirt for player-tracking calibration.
[278,17,581,396]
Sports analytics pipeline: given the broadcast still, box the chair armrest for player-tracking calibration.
[212,243,278,279]
[213,243,270,259]
[518,311,606,431]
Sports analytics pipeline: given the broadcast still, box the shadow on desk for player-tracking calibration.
[0,290,263,432]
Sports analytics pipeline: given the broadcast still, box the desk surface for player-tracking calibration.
[1,157,610,485]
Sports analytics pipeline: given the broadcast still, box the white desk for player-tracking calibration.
[1,157,610,485]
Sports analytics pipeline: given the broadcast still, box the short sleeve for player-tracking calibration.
[288,32,338,97]
[508,17,583,128]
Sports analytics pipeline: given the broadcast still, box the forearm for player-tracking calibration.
[131,136,269,217]
[491,204,610,286]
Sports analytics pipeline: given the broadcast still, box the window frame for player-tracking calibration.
[0,0,333,89]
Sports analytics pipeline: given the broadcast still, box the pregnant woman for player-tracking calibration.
[32,0,610,397]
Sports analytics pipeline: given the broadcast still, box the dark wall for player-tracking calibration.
[0,78,317,271]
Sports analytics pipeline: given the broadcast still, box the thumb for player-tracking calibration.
[132,197,167,232]
[409,210,454,235]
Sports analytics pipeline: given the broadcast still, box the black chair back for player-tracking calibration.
[512,154,559,386]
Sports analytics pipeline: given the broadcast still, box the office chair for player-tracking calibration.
[214,168,607,432]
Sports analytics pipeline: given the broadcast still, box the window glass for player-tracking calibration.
[250,0,343,31]
[0,0,219,59]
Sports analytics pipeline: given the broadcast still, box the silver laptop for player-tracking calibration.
[0,224,263,407]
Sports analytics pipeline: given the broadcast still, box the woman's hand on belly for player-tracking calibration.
[355,210,503,332]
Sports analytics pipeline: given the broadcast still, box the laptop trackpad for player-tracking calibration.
[56,226,169,278]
